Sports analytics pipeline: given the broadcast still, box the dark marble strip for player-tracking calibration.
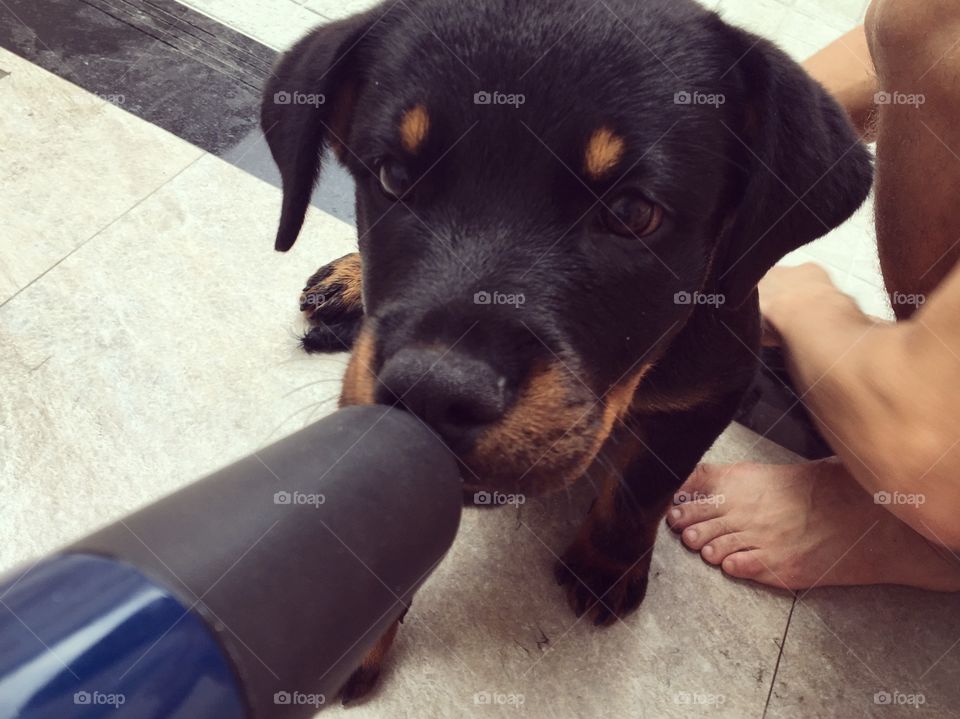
[0,0,357,223]
[0,0,272,153]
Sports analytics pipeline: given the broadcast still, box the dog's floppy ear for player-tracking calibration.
[713,27,874,306]
[261,8,386,251]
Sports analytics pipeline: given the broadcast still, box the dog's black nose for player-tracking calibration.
[376,348,508,447]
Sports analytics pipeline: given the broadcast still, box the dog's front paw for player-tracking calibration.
[554,535,650,626]
[339,663,382,706]
[336,615,403,706]
[299,252,364,353]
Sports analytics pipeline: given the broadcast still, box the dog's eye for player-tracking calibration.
[599,193,663,238]
[379,159,412,200]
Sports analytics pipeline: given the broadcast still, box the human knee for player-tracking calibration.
[867,0,960,74]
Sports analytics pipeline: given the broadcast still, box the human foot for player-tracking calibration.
[667,460,960,592]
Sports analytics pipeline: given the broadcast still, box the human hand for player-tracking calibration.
[758,263,841,346]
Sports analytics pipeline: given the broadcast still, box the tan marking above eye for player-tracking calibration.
[399,104,430,153]
[584,127,626,180]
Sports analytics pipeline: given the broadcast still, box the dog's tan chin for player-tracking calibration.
[459,424,607,497]
[338,340,648,497]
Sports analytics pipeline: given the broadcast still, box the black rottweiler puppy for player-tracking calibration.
[262,0,872,701]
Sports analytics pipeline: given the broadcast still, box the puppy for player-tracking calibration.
[262,0,872,702]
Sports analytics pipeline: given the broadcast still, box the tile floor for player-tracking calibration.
[2,1,957,717]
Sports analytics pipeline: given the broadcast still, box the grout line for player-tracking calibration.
[0,152,205,313]
[169,1,282,51]
[299,2,327,20]
[762,596,797,719]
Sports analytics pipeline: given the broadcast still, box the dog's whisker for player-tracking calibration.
[275,355,352,366]
[275,352,350,369]
[581,461,604,497]
[593,448,619,473]
[582,475,601,499]
[302,398,339,427]
[260,397,340,445]
[282,379,345,398]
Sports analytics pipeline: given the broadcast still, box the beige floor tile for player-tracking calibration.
[0,49,204,306]
[304,0,382,22]
[775,2,859,61]
[176,0,324,50]
[766,588,960,718]
[716,0,794,40]
[0,153,355,566]
[716,0,860,62]
[796,0,871,26]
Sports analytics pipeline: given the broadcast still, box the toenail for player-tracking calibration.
[703,545,714,558]
[670,508,682,520]
[684,528,698,542]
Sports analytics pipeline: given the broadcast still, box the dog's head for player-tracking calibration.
[263,0,872,494]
